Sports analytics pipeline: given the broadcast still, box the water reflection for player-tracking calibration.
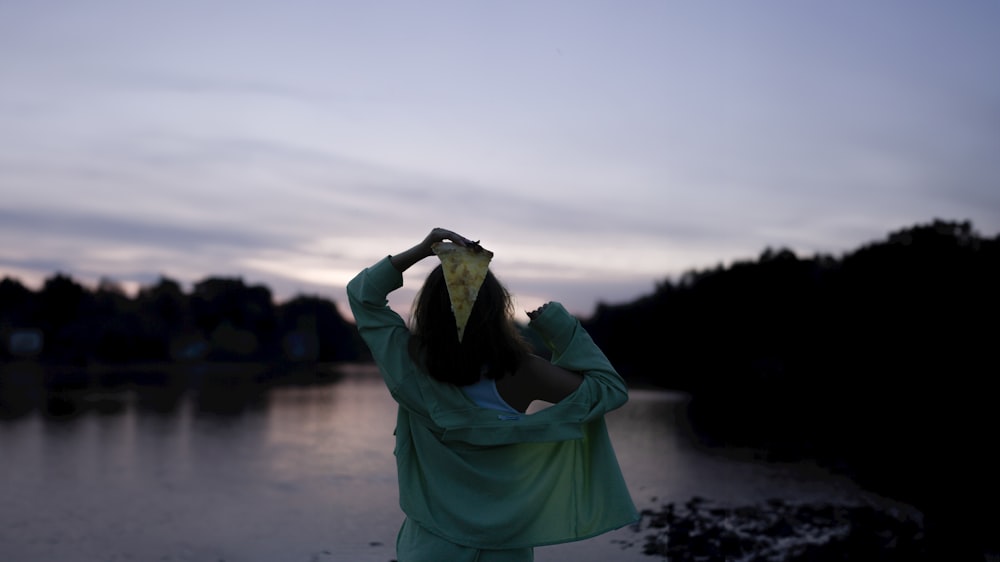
[0,360,345,420]
[0,362,887,562]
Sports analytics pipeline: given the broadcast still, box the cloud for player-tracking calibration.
[0,207,269,251]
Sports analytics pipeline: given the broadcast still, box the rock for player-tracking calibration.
[628,497,928,561]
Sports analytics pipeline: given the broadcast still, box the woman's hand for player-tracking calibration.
[419,227,473,254]
[526,303,550,321]
[391,227,474,272]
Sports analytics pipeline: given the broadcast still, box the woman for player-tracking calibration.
[347,227,638,562]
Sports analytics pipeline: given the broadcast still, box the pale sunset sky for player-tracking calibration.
[1,1,998,321]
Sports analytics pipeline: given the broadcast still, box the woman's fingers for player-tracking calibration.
[526,303,550,320]
[429,227,471,247]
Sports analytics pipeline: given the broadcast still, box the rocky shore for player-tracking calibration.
[619,496,929,561]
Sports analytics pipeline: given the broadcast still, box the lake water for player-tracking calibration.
[0,364,898,561]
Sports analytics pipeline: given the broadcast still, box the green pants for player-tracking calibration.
[396,518,534,562]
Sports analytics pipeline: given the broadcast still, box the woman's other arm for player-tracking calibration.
[524,301,629,415]
[497,303,584,410]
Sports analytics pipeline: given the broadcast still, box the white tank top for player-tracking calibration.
[461,377,520,414]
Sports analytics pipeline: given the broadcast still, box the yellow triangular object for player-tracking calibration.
[431,241,494,342]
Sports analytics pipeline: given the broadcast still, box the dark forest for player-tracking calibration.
[2,218,997,556]
[581,218,999,558]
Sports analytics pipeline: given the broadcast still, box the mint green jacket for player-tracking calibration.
[347,257,639,549]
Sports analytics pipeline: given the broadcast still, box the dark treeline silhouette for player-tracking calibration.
[582,218,999,559]
[0,274,364,365]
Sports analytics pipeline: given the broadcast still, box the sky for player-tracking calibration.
[1,1,998,322]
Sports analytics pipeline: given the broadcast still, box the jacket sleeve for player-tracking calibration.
[346,257,426,411]
[528,302,629,418]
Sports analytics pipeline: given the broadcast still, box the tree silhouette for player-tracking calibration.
[581,218,999,557]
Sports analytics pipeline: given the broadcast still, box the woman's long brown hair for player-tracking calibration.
[409,265,531,386]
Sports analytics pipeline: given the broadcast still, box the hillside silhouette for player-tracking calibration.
[1,218,997,557]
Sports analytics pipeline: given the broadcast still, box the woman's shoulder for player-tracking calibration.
[497,354,583,410]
